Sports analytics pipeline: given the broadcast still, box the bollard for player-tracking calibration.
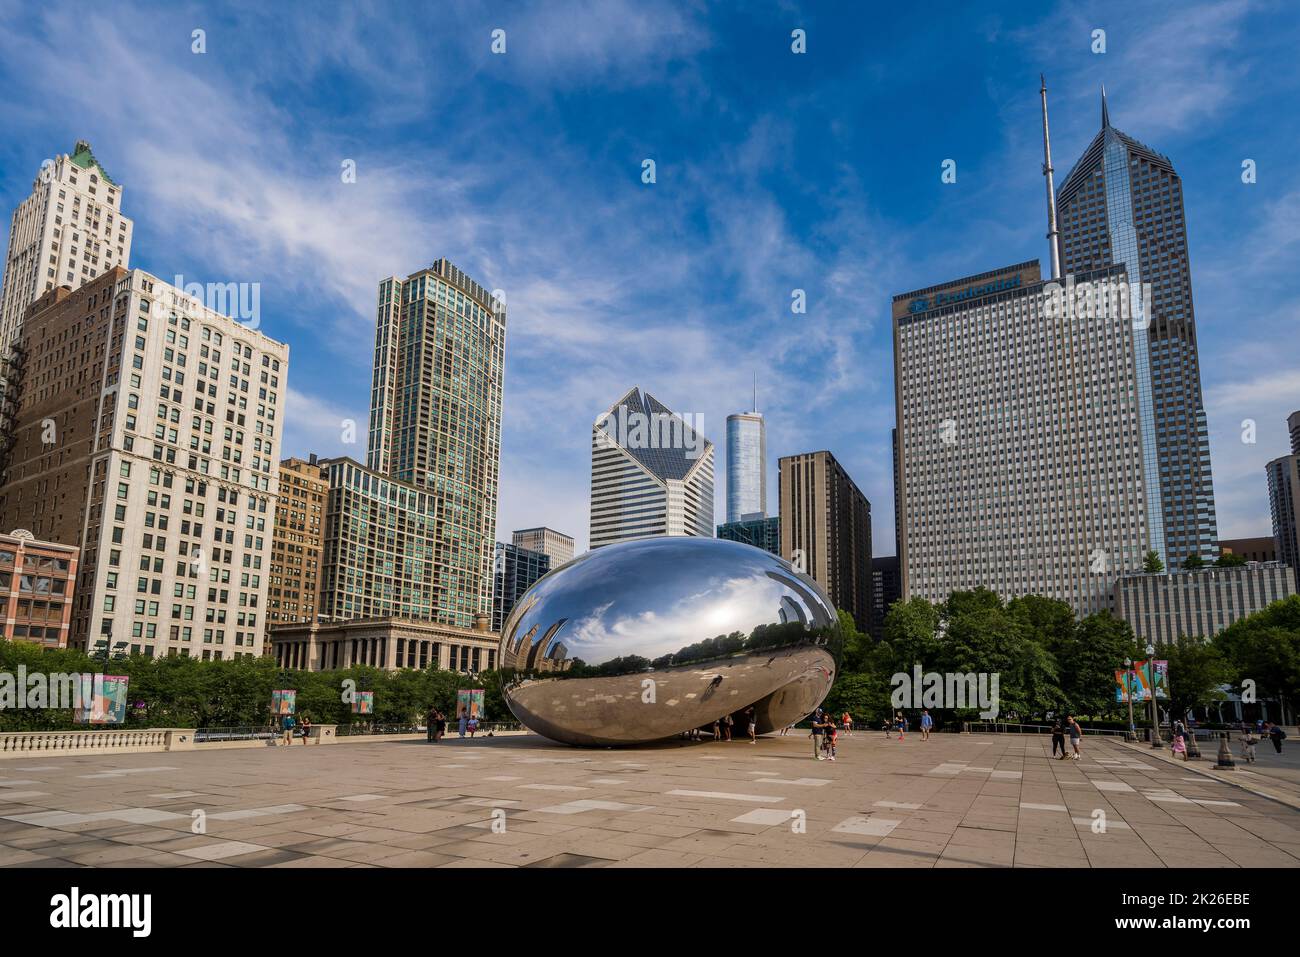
[1214,732,1235,770]
[1185,732,1201,760]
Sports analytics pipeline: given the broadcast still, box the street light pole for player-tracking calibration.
[1124,657,1136,741]
[1147,643,1163,748]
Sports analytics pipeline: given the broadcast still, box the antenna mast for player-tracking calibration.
[1040,74,1062,280]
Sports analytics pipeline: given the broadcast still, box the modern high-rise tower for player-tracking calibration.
[726,410,766,523]
[365,259,505,627]
[589,387,714,548]
[1055,90,1218,566]
[0,141,134,354]
[1266,410,1300,592]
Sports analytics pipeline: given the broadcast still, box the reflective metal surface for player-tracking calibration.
[498,537,841,746]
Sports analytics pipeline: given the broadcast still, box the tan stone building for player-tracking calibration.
[0,528,78,647]
[270,615,499,673]
[778,450,871,630]
[266,455,328,640]
[0,267,288,658]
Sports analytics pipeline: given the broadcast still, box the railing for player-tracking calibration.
[963,722,1130,737]
[337,720,523,736]
[0,728,169,753]
[194,725,279,743]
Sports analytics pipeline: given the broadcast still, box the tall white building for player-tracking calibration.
[1,141,134,354]
[893,261,1152,615]
[726,409,766,522]
[589,387,714,549]
[0,266,288,658]
[512,526,575,566]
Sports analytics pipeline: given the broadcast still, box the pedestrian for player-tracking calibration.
[299,715,312,745]
[1050,719,1066,759]
[1066,714,1082,760]
[458,711,468,737]
[426,706,438,742]
[712,718,721,741]
[468,715,479,737]
[895,712,905,742]
[810,708,825,759]
[920,709,933,741]
[1240,729,1258,764]
[823,717,837,762]
[1173,717,1186,743]
[280,711,296,747]
[882,717,892,738]
[745,706,757,744]
[841,711,853,737]
[723,712,734,741]
[1268,722,1286,754]
[436,709,447,741]
[1171,732,1187,761]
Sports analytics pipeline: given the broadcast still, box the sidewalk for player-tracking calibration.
[1115,737,1300,812]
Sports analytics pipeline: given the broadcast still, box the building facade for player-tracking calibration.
[270,616,498,673]
[1113,563,1296,645]
[725,410,766,523]
[894,261,1152,616]
[366,259,504,628]
[716,515,780,556]
[266,456,328,635]
[511,526,574,567]
[0,529,78,647]
[1217,537,1278,564]
[1266,451,1300,593]
[589,387,714,548]
[492,542,550,633]
[778,450,871,630]
[0,267,287,658]
[1056,93,1218,567]
[1,141,134,355]
[870,555,901,639]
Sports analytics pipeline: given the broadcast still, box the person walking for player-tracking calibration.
[920,709,933,741]
[1050,719,1066,759]
[1240,728,1258,764]
[841,712,853,737]
[468,715,479,737]
[895,712,905,742]
[1066,714,1082,760]
[823,717,837,761]
[745,706,757,744]
[280,711,296,747]
[1171,732,1188,761]
[299,715,312,745]
[1267,722,1286,754]
[458,711,468,738]
[810,708,825,759]
[711,718,721,741]
[426,706,438,743]
[723,712,734,741]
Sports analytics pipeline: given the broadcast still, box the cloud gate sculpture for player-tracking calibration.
[498,537,841,746]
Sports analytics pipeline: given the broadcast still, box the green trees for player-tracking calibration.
[0,640,506,731]
[1214,551,1246,567]
[1182,553,1206,570]
[1215,594,1300,724]
[1142,550,1165,573]
[1162,638,1232,722]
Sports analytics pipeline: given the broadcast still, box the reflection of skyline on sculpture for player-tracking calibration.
[498,537,840,746]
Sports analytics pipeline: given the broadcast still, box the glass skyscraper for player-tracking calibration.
[366,259,505,628]
[726,410,766,523]
[492,542,551,633]
[716,515,780,555]
[1055,93,1218,566]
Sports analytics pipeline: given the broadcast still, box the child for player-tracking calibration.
[1241,731,1258,764]
[822,718,837,762]
[1171,732,1187,761]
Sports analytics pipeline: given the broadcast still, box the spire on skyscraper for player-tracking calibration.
[1039,74,1061,280]
[1101,83,1110,128]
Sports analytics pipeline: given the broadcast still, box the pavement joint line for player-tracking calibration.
[1114,739,1300,812]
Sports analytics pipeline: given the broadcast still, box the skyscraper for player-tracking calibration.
[512,526,574,567]
[716,515,780,555]
[492,542,551,632]
[0,267,288,657]
[778,450,871,629]
[366,259,505,627]
[1055,90,1218,566]
[266,456,328,636]
[726,385,766,522]
[1266,410,1300,591]
[894,260,1147,614]
[1,141,134,354]
[589,387,714,548]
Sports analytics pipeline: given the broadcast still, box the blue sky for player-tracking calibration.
[2,0,1297,553]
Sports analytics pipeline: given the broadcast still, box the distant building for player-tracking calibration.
[1113,564,1296,645]
[870,556,901,639]
[778,450,871,630]
[493,542,550,633]
[716,515,780,556]
[511,527,574,567]
[589,387,714,548]
[267,456,329,638]
[0,529,78,648]
[271,616,498,673]
[1217,537,1278,564]
[1267,410,1300,592]
[725,408,766,523]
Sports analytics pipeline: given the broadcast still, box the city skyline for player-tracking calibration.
[0,2,1296,558]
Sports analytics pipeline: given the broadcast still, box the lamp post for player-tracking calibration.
[1124,657,1136,741]
[1146,643,1162,748]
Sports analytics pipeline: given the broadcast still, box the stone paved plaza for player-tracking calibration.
[2,731,1299,868]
